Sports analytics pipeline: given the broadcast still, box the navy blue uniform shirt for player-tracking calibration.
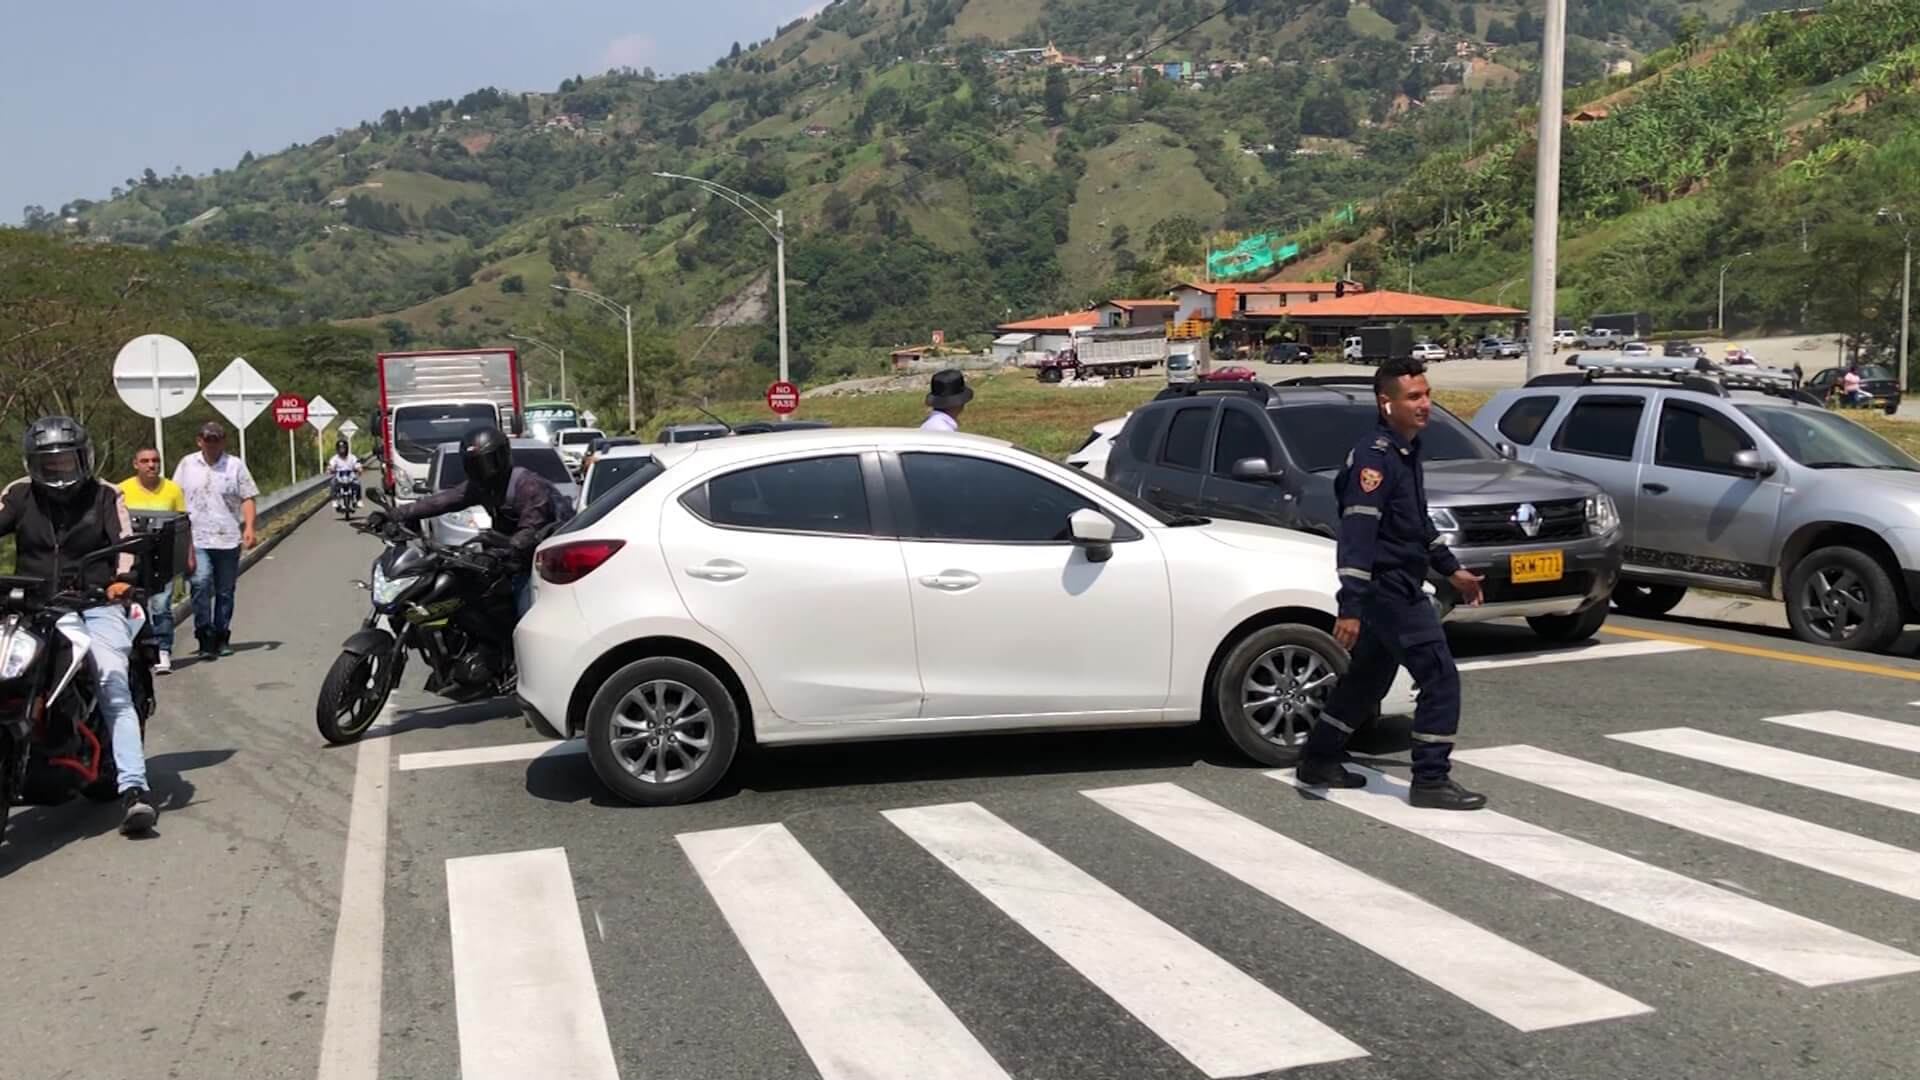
[1334,420,1461,617]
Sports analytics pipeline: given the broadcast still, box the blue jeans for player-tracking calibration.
[190,546,242,647]
[145,584,176,653]
[81,606,145,793]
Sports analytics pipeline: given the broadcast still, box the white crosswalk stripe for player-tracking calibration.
[1611,727,1920,816]
[1459,744,1920,902]
[1085,782,1651,1031]
[884,800,1367,1078]
[1766,710,1920,755]
[1272,765,1920,987]
[677,822,1013,1080]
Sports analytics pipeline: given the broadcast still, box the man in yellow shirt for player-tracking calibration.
[119,446,190,673]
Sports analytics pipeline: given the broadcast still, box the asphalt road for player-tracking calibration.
[10,510,1920,1080]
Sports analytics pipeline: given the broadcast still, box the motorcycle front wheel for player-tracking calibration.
[316,649,394,745]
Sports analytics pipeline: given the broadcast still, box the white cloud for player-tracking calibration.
[600,33,658,70]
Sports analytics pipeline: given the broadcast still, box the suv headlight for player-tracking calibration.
[0,625,42,680]
[371,565,421,606]
[1428,508,1461,548]
[1585,493,1620,536]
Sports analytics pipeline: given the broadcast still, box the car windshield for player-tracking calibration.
[436,446,576,488]
[585,455,655,504]
[1737,405,1920,471]
[1273,401,1495,472]
[392,404,496,464]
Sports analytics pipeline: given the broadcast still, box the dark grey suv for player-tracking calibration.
[1104,379,1626,642]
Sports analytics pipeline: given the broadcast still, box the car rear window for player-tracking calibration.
[585,455,655,504]
[556,459,667,534]
[1272,402,1493,472]
[436,446,574,488]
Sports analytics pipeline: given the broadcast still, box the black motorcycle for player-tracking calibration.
[315,490,519,745]
[1,541,158,844]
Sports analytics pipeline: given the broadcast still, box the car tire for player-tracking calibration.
[1785,546,1903,653]
[1526,603,1610,644]
[1611,582,1687,617]
[586,656,740,806]
[1213,624,1351,767]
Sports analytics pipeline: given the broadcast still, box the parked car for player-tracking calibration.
[1806,364,1902,415]
[554,427,605,475]
[1066,415,1128,478]
[1203,365,1259,382]
[515,428,1417,804]
[421,439,580,546]
[1102,379,1623,642]
[1477,337,1524,359]
[1620,341,1653,358]
[657,422,732,444]
[580,444,659,507]
[1265,342,1314,365]
[1166,348,1199,385]
[1473,366,1920,652]
[1553,330,1579,350]
[1575,329,1629,349]
[1660,340,1709,361]
[1410,341,1448,363]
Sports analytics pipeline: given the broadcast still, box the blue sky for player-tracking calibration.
[1,0,825,218]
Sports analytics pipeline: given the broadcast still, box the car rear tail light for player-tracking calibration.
[535,539,626,585]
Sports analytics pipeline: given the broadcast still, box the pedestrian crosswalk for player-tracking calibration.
[436,710,1920,1079]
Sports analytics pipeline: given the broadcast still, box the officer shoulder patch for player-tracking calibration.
[1358,466,1384,493]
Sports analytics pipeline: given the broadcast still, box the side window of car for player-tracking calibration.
[1124,407,1170,461]
[1551,395,1645,460]
[690,455,871,535]
[900,453,1129,543]
[1160,406,1213,471]
[1655,401,1754,473]
[1496,395,1560,445]
[1212,406,1272,476]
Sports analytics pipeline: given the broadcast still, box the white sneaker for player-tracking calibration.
[154,650,172,675]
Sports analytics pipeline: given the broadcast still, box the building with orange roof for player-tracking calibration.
[1095,298,1179,327]
[992,310,1100,356]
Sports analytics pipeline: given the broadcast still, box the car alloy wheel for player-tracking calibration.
[1785,545,1902,653]
[608,678,713,785]
[1242,644,1337,748]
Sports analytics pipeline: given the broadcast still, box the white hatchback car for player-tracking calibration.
[1065,414,1128,478]
[515,429,1415,805]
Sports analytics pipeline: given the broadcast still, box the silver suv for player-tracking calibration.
[1473,368,1920,652]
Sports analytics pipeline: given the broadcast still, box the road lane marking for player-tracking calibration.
[884,801,1366,1077]
[678,823,1012,1080]
[1455,639,1698,672]
[316,705,393,1080]
[1612,727,1920,817]
[1272,766,1920,986]
[1085,783,1650,1031]
[1459,745,1920,902]
[397,738,585,771]
[446,848,619,1080]
[1766,711,1920,755]
[1601,625,1920,682]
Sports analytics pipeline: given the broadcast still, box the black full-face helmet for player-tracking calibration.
[461,425,512,499]
[23,416,95,501]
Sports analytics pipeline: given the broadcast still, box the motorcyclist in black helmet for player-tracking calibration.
[368,426,573,614]
[0,417,155,834]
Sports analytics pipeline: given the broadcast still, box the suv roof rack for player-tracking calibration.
[1153,379,1275,404]
[1531,357,1820,405]
[1275,375,1374,388]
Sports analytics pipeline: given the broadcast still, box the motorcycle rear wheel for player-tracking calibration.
[316,650,393,745]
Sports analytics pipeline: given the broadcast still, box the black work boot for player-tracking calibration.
[1409,778,1488,811]
[121,788,157,834]
[1295,757,1367,789]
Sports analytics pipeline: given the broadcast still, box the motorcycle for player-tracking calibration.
[332,472,361,519]
[314,489,519,745]
[1,540,158,845]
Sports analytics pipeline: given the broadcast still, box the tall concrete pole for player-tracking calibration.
[1525,0,1569,381]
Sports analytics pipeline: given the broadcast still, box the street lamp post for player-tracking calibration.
[652,171,789,386]
[1881,209,1913,391]
[506,332,567,401]
[1717,251,1753,333]
[1525,0,1569,380]
[550,285,634,433]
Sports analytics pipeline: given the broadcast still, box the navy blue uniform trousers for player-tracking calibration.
[1303,591,1461,783]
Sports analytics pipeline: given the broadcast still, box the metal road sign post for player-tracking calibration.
[338,418,360,454]
[272,393,308,485]
[307,395,339,473]
[112,334,201,463]
[203,357,278,466]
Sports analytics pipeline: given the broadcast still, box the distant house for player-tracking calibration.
[994,311,1098,354]
[1608,58,1634,76]
[803,124,831,138]
[1096,298,1178,328]
[1569,105,1610,125]
[328,197,349,209]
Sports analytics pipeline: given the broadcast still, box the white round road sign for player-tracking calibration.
[112,334,201,418]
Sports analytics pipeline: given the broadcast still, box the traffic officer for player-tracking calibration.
[1296,357,1489,810]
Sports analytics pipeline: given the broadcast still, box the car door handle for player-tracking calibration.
[1641,482,1669,495]
[685,560,747,582]
[918,571,980,591]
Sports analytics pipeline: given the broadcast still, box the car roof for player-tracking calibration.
[432,437,559,455]
[595,444,660,460]
[659,427,1015,467]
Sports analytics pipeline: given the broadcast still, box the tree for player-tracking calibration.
[1299,86,1356,138]
[823,189,854,231]
[1141,69,1175,110]
[1675,14,1707,58]
[381,319,414,348]
[435,307,456,330]
[1044,68,1070,124]
[730,41,742,60]
[500,274,525,293]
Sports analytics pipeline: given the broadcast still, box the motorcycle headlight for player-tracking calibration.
[1428,507,1461,548]
[371,565,421,605]
[1585,493,1620,536]
[0,625,42,680]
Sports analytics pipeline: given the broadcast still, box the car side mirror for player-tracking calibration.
[1496,441,1518,460]
[1068,508,1116,564]
[1229,457,1285,483]
[1731,449,1776,478]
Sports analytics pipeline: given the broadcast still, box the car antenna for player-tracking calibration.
[694,405,734,433]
